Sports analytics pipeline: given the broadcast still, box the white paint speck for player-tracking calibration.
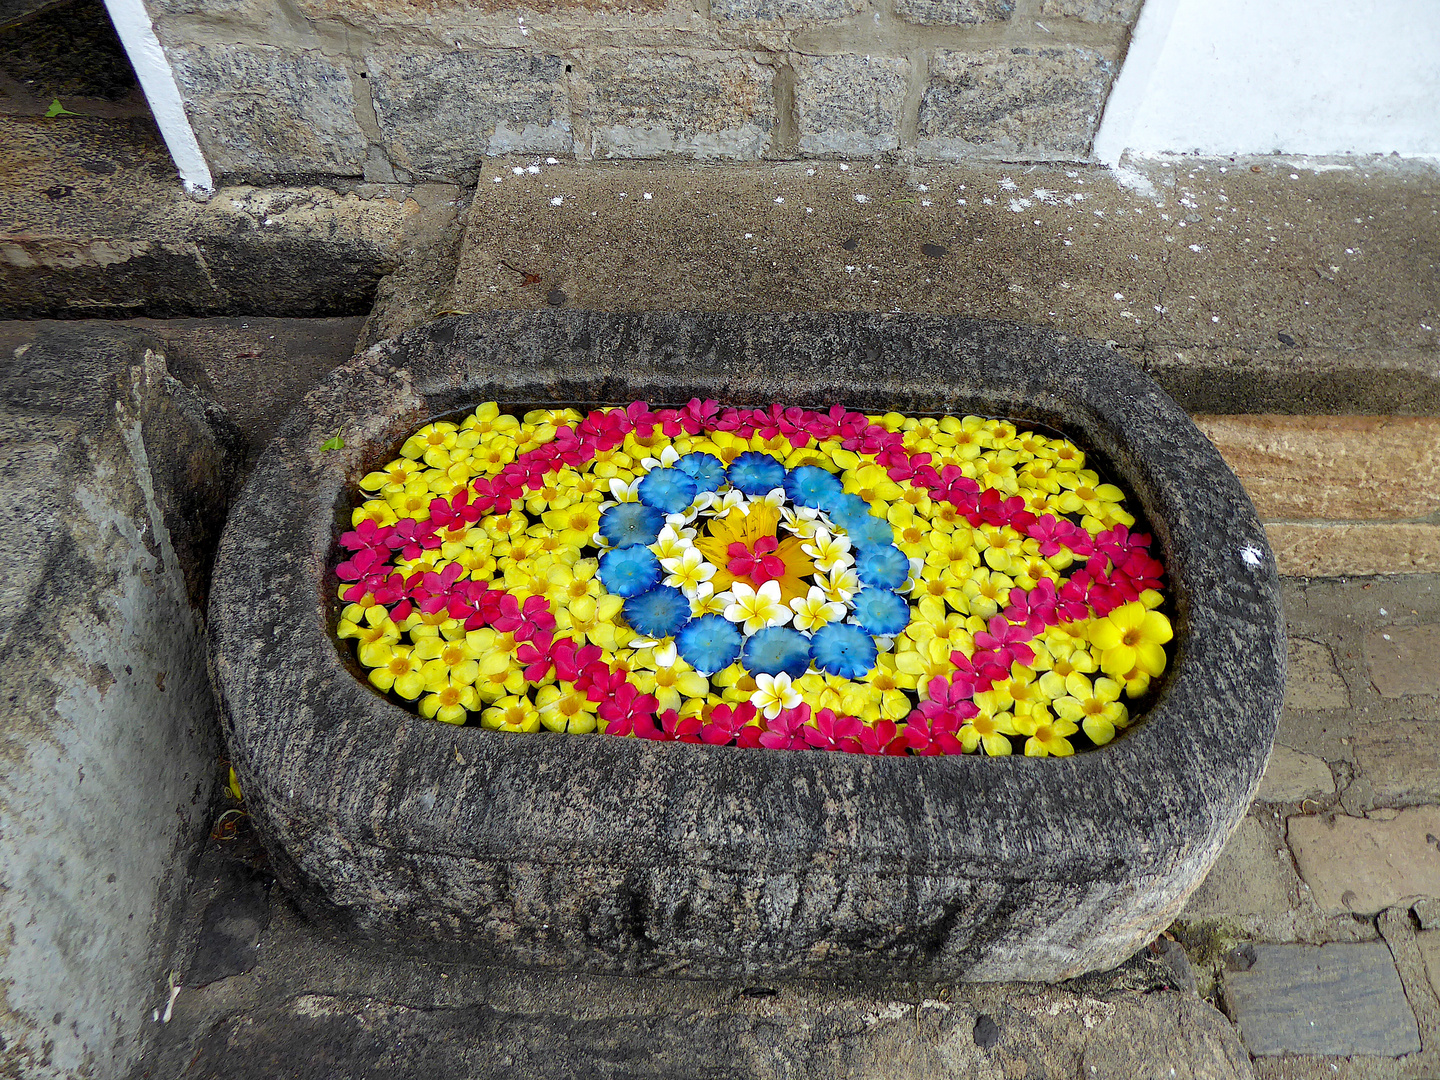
[1189,244,1204,252]
[744,233,752,239]
[1240,545,1263,569]
[855,194,869,203]
[491,176,502,182]
[643,192,652,200]
[839,163,849,171]
[549,196,563,206]
[513,167,524,175]
[774,196,784,204]
[526,165,540,174]
[998,176,1018,191]
[1113,293,1124,300]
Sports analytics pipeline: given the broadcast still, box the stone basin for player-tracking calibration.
[208,312,1285,983]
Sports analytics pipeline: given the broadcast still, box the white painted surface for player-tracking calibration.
[101,0,214,194]
[1096,0,1440,162]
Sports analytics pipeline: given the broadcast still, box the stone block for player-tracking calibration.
[367,50,570,180]
[1365,624,1440,697]
[1282,638,1349,711]
[795,54,909,156]
[1181,816,1294,921]
[210,312,1284,984]
[0,326,243,1077]
[1038,0,1142,22]
[1416,899,1440,930]
[1192,415,1440,522]
[1223,943,1420,1057]
[1256,746,1334,803]
[1352,718,1440,805]
[585,53,774,160]
[917,46,1117,160]
[1288,807,1440,915]
[711,0,861,26]
[168,43,367,177]
[1267,522,1440,577]
[894,0,1012,26]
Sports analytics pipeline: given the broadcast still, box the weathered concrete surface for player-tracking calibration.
[0,317,365,457]
[209,311,1283,984]
[0,324,244,1079]
[1288,809,1440,918]
[0,116,461,318]
[139,861,1254,1080]
[368,155,1440,421]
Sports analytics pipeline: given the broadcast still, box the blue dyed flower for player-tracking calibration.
[599,503,666,548]
[727,452,786,496]
[676,614,743,674]
[599,545,662,598]
[845,514,897,551]
[624,586,691,638]
[810,623,878,679]
[741,627,813,678]
[637,468,699,514]
[850,589,911,636]
[676,453,727,494]
[827,494,872,531]
[855,545,910,589]
[783,465,844,509]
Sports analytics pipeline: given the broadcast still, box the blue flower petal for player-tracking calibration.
[827,493,872,531]
[676,614,743,674]
[599,503,666,548]
[676,453,727,494]
[727,452,786,496]
[846,514,897,551]
[856,545,910,589]
[810,623,878,679]
[598,545,662,598]
[637,468,699,514]
[624,586,692,638]
[741,627,813,678]
[783,465,844,509]
[851,589,911,636]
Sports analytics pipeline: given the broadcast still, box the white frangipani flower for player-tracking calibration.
[597,477,641,510]
[640,445,681,471]
[803,528,853,573]
[790,586,847,633]
[819,565,860,604]
[662,547,716,594]
[751,672,802,719]
[651,524,693,562]
[724,580,790,635]
[688,582,730,618]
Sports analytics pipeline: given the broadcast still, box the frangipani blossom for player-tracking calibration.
[724,580,791,635]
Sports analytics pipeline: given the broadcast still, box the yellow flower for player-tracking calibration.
[800,528,853,574]
[661,547,716,594]
[960,568,1015,620]
[401,421,459,460]
[540,503,602,548]
[536,682,600,733]
[1089,602,1173,677]
[419,680,480,725]
[958,708,1020,756]
[365,643,425,701]
[842,464,901,507]
[413,635,483,689]
[555,593,631,651]
[1051,672,1128,746]
[482,695,541,732]
[1021,715,1079,757]
[339,607,401,653]
[631,643,709,714]
[359,456,422,494]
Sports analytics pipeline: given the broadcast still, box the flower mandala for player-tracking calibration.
[335,401,1173,757]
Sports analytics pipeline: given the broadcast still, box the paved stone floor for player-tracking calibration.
[138,531,1440,1077]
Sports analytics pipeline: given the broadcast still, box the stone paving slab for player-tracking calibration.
[1288,809,1440,917]
[1256,746,1336,804]
[1365,626,1440,698]
[1224,943,1420,1058]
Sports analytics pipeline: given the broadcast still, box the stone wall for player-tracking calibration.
[142,0,1139,183]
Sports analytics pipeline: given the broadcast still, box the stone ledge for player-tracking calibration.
[1266,523,1440,578]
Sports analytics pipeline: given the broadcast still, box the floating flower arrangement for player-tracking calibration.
[335,401,1172,757]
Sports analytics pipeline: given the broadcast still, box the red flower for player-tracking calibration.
[901,712,964,756]
[973,613,1037,668]
[700,701,758,745]
[646,709,703,743]
[840,719,909,755]
[802,708,863,750]
[597,683,657,737]
[758,704,811,750]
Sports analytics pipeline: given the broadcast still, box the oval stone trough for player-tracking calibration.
[209,312,1285,983]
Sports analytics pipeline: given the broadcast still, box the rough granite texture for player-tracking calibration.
[208,312,1285,984]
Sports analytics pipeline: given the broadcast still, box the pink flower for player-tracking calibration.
[417,561,467,616]
[901,712,964,756]
[646,709,703,743]
[678,398,720,435]
[1006,580,1059,633]
[972,614,1036,668]
[839,719,909,755]
[917,676,979,722]
[802,708,863,750]
[491,594,556,638]
[597,684,657,737]
[514,640,553,683]
[338,517,394,554]
[700,702,758,745]
[551,638,603,683]
[758,704,812,750]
